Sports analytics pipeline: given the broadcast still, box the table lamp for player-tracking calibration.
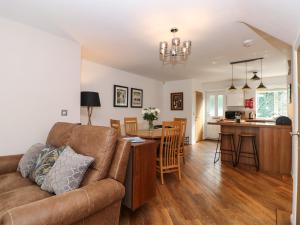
[81,91,101,125]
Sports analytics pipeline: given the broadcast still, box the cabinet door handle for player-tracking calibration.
[290,131,300,136]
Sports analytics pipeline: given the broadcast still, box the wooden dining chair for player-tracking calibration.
[156,121,182,185]
[110,119,121,137]
[174,118,187,164]
[124,117,138,135]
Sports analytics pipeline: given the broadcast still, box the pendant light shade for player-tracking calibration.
[242,83,251,90]
[250,71,260,80]
[229,84,237,90]
[257,59,267,90]
[242,62,251,90]
[257,82,267,89]
[228,64,236,91]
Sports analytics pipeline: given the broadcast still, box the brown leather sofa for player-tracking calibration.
[0,122,131,225]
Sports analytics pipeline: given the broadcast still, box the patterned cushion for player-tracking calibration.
[30,145,65,186]
[17,143,46,178]
[41,146,94,195]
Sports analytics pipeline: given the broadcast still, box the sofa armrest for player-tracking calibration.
[0,154,22,175]
[0,178,125,225]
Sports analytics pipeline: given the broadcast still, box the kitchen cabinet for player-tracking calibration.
[226,91,244,106]
[205,123,220,140]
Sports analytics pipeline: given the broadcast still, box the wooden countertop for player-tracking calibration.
[208,121,291,129]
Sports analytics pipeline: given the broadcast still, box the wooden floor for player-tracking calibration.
[120,141,292,225]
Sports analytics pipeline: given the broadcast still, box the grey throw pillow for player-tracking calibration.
[41,146,94,195]
[17,143,46,178]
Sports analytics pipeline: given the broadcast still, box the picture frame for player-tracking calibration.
[131,88,143,108]
[171,92,184,110]
[113,85,128,107]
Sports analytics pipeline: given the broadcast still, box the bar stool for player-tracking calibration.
[214,132,236,167]
[236,133,259,171]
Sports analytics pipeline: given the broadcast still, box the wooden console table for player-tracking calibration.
[123,140,158,211]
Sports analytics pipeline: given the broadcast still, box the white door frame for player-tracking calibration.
[291,31,300,225]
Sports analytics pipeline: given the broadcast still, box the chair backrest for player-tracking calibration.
[174,118,187,146]
[159,121,182,168]
[124,117,138,135]
[110,119,121,136]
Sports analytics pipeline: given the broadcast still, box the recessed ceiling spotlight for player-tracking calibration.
[243,39,254,47]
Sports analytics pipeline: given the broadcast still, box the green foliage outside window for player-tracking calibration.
[256,90,287,118]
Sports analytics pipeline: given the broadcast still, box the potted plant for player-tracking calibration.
[142,107,160,130]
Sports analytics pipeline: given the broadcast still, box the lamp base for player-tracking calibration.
[87,106,93,125]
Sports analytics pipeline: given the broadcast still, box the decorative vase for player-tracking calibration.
[148,120,154,130]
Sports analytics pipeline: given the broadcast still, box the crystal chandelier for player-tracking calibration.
[159,28,192,65]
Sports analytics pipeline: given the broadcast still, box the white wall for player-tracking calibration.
[80,60,163,132]
[162,79,194,143]
[0,18,81,155]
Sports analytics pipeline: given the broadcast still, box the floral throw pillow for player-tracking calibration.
[41,146,94,195]
[29,145,65,186]
[17,143,46,178]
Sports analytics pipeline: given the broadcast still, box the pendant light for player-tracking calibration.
[257,58,267,89]
[250,71,260,80]
[242,62,251,90]
[250,60,261,80]
[228,64,236,90]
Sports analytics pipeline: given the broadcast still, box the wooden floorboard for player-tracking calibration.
[120,141,292,225]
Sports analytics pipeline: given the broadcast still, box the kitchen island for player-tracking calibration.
[209,121,292,175]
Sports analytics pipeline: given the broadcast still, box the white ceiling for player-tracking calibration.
[0,0,299,82]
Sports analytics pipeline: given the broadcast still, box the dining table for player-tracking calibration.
[126,129,162,140]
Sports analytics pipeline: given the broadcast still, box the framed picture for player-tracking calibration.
[131,88,143,108]
[114,85,128,107]
[171,92,183,110]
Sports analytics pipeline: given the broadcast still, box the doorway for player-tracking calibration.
[195,91,204,142]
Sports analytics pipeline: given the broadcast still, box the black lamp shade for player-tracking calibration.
[81,91,101,107]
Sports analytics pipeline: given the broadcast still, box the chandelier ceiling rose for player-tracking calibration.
[159,27,192,65]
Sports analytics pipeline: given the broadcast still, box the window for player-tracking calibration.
[207,93,225,118]
[256,89,287,118]
[217,95,224,116]
[208,95,215,116]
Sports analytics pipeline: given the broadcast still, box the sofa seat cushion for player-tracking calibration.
[0,184,52,218]
[0,172,34,194]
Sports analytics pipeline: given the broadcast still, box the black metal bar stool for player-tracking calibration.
[236,133,259,171]
[214,132,236,167]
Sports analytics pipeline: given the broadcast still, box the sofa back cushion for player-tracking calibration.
[68,125,118,184]
[46,122,80,147]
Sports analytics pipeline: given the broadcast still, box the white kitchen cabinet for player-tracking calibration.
[205,124,220,140]
[226,91,244,106]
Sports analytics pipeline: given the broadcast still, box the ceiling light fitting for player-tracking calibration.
[159,27,192,65]
[228,64,236,91]
[250,71,260,80]
[257,58,267,90]
[229,57,266,90]
[242,62,251,90]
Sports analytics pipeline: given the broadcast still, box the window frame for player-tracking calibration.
[206,91,226,119]
[255,88,288,119]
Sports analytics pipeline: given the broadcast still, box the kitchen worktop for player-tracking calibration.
[208,120,291,129]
